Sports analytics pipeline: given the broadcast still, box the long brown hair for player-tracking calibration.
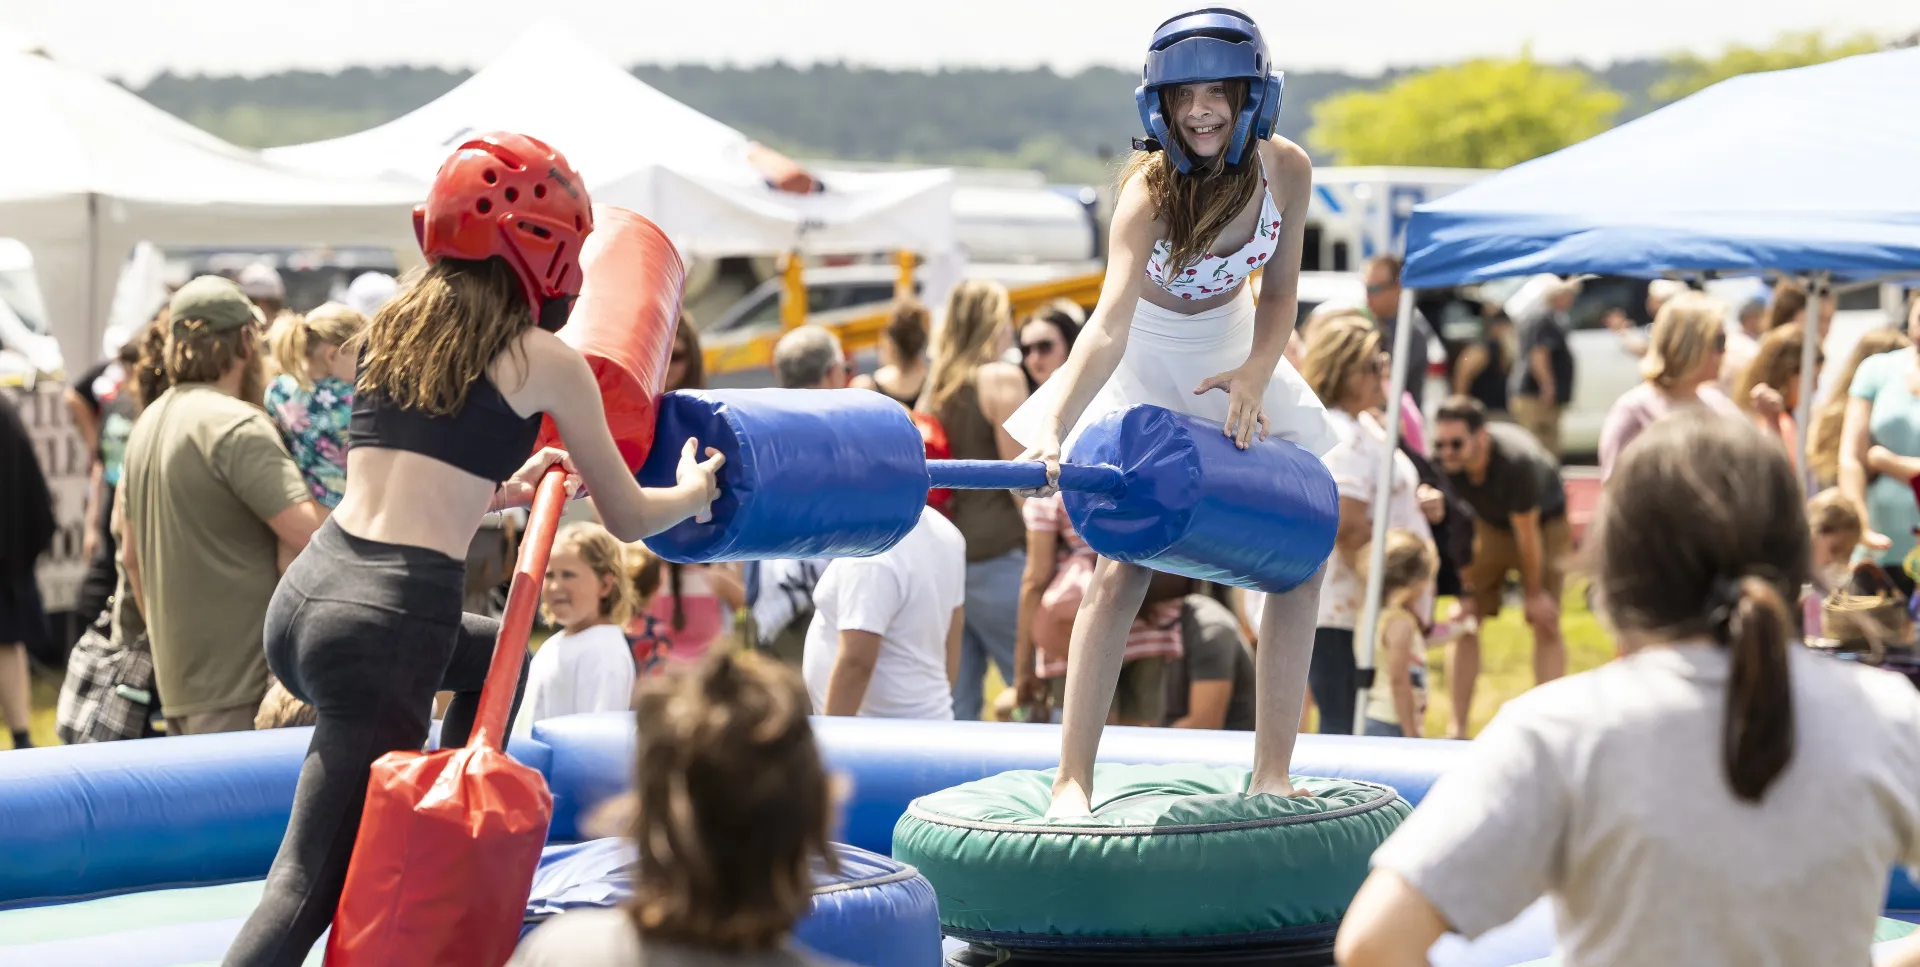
[1765,278,1808,332]
[1120,79,1263,281]
[671,312,706,391]
[356,258,532,415]
[628,651,834,950]
[922,279,1011,412]
[1733,322,1814,414]
[1592,410,1805,802]
[1807,327,1912,484]
[131,315,172,410]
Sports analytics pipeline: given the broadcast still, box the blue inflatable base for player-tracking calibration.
[527,837,940,967]
[0,839,938,967]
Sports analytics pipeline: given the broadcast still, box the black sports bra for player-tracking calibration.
[349,371,541,484]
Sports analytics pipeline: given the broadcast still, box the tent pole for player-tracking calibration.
[1796,272,1824,490]
[1352,287,1417,736]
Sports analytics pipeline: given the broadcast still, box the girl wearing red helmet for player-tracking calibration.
[1003,8,1337,814]
[225,133,723,966]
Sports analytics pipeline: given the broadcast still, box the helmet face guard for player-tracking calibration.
[415,132,595,316]
[1134,8,1284,174]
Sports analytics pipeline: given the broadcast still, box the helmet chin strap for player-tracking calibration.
[538,296,576,333]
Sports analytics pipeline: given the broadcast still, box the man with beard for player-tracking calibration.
[118,277,326,735]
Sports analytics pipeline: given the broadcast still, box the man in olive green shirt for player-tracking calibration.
[118,277,327,735]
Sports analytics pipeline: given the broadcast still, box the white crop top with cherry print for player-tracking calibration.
[1142,175,1282,301]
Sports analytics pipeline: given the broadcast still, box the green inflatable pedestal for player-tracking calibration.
[893,763,1408,960]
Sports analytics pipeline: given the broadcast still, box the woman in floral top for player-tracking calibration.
[265,302,369,508]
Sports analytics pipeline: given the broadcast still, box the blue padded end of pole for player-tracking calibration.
[1063,404,1338,593]
[639,389,930,563]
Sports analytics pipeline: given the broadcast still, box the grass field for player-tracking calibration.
[6,585,1614,750]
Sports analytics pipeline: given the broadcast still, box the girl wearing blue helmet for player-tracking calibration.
[1005,7,1336,813]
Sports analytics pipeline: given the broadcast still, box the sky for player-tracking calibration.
[2,0,1915,81]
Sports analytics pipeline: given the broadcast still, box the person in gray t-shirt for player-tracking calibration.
[1336,412,1920,967]
[1164,593,1256,731]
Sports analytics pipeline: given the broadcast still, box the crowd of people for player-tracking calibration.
[3,256,1916,763]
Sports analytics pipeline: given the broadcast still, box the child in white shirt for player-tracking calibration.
[516,523,637,735]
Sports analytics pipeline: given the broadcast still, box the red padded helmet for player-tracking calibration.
[413,132,594,315]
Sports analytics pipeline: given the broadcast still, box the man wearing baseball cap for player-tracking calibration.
[116,276,326,735]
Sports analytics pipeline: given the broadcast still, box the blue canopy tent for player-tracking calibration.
[1400,45,1920,287]
[1347,47,1920,734]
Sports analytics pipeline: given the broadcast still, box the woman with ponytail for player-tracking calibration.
[1337,410,1920,967]
[510,651,851,966]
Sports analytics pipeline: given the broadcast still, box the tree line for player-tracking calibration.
[130,30,1903,181]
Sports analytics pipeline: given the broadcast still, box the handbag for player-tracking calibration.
[1822,562,1910,656]
[55,604,158,744]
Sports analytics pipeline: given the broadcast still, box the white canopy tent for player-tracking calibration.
[267,26,957,261]
[0,50,422,370]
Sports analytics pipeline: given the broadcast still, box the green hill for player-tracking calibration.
[130,59,1672,183]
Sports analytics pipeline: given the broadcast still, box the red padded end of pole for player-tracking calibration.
[532,205,686,471]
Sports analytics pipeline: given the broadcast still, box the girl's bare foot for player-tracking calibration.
[1247,773,1312,798]
[1047,777,1094,818]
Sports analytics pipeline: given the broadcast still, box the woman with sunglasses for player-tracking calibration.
[1294,312,1433,735]
[1597,292,1740,481]
[1018,300,1083,391]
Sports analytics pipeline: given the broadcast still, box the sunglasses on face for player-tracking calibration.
[1711,333,1727,353]
[670,350,687,364]
[1434,437,1468,453]
[1021,340,1058,356]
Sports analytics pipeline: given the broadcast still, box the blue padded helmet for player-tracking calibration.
[1135,7,1284,174]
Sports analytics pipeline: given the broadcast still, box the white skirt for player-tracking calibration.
[1004,290,1339,459]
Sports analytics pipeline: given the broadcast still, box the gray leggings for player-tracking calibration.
[224,519,526,967]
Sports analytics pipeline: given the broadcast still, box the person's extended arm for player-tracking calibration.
[823,629,883,716]
[1193,140,1314,449]
[945,607,964,687]
[977,363,1032,512]
[1334,869,1449,967]
[1528,345,1555,403]
[1335,497,1372,570]
[1451,344,1488,398]
[1173,680,1232,729]
[512,329,721,542]
[1016,174,1155,475]
[1013,526,1060,707]
[113,492,146,619]
[266,500,329,574]
[1839,396,1891,549]
[702,562,746,612]
[1510,508,1559,630]
[1879,932,1920,967]
[65,386,100,458]
[1383,617,1420,738]
[1511,509,1545,599]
